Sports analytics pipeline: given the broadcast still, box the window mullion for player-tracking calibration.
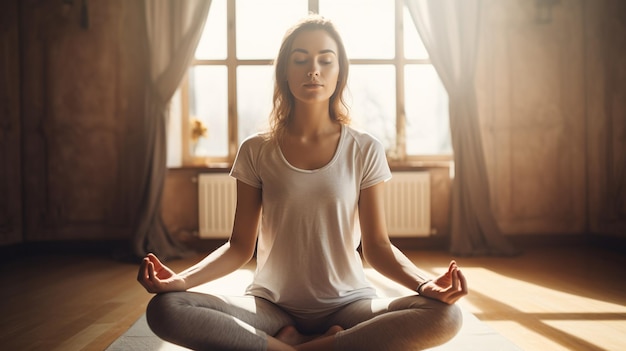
[180,74,193,165]
[236,59,274,66]
[395,0,406,161]
[227,0,238,162]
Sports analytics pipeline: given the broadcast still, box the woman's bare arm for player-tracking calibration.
[359,182,467,304]
[138,180,262,293]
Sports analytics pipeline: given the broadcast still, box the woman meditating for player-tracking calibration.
[137,14,467,351]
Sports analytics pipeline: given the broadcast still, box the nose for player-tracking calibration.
[307,71,320,78]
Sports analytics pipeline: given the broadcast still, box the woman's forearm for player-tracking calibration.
[178,241,254,289]
[363,242,431,292]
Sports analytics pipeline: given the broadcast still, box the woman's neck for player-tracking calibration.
[289,102,335,138]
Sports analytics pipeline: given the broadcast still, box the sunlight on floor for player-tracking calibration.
[543,320,626,351]
[485,321,571,351]
[454,267,626,315]
[433,266,626,351]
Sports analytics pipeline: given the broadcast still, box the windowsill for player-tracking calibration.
[388,160,452,170]
[168,160,452,172]
[167,163,231,172]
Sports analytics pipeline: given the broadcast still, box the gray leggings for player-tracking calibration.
[146,292,462,351]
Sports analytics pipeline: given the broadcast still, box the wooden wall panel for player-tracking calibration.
[162,169,201,239]
[477,0,587,234]
[19,0,147,241]
[585,0,626,237]
[0,0,22,245]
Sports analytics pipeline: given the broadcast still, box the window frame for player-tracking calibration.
[177,0,452,168]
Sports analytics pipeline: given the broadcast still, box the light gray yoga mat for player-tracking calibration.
[106,307,522,351]
[108,269,522,350]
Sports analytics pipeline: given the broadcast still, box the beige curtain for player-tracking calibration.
[131,0,211,260]
[405,0,519,256]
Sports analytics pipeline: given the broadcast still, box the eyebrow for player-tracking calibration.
[291,48,337,55]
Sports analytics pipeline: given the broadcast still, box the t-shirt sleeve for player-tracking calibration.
[360,136,392,189]
[229,135,263,188]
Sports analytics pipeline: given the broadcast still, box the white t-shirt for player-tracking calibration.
[230,124,392,319]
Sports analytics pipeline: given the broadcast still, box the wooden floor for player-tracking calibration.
[0,244,624,351]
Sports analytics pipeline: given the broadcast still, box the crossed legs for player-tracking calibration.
[146,292,462,351]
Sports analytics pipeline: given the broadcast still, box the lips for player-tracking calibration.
[303,81,323,87]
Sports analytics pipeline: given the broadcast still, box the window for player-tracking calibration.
[167,0,450,167]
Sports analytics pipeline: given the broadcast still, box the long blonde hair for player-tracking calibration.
[268,14,350,141]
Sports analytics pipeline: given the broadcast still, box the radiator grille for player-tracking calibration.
[198,174,237,238]
[198,172,431,238]
[384,172,431,236]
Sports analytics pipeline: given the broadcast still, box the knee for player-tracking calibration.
[433,303,463,339]
[445,303,463,330]
[145,292,184,338]
[404,296,463,334]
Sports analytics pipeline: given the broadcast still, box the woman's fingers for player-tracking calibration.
[447,268,468,304]
[147,253,162,270]
[436,264,468,304]
[457,269,468,295]
[137,258,155,292]
[451,267,460,291]
[136,255,163,293]
[147,261,156,281]
[138,257,152,282]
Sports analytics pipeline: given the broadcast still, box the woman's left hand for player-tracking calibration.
[137,253,187,294]
[419,260,468,304]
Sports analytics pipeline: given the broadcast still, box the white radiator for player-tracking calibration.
[384,172,431,237]
[198,172,431,238]
[198,174,237,238]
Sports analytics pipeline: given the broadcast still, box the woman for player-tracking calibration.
[138,14,467,351]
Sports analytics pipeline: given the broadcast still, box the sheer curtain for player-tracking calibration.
[405,0,519,256]
[131,0,211,260]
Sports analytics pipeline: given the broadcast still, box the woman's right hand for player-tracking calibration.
[419,260,467,305]
[137,253,187,293]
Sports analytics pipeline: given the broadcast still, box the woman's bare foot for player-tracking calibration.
[276,326,308,346]
[275,325,344,346]
[324,325,344,336]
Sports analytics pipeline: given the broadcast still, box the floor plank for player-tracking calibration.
[0,245,624,350]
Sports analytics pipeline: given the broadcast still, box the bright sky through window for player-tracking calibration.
[174,0,450,166]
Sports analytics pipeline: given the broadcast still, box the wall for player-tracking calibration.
[476,0,587,235]
[161,166,453,246]
[1,0,624,246]
[0,0,22,245]
[476,0,626,237]
[162,1,625,242]
[0,0,148,244]
[584,0,626,238]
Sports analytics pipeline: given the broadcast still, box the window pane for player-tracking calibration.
[403,5,429,59]
[236,0,307,59]
[237,66,274,143]
[348,65,396,152]
[404,65,451,155]
[195,0,227,60]
[188,66,228,157]
[319,0,394,59]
